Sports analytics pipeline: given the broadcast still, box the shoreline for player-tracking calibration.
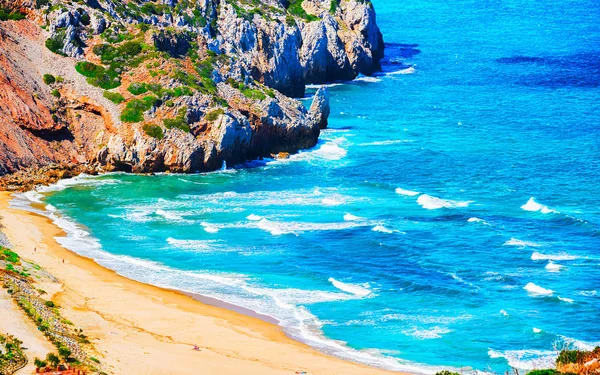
[0,191,407,375]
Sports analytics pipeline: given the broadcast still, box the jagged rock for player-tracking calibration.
[308,87,330,129]
[91,15,107,34]
[152,29,192,57]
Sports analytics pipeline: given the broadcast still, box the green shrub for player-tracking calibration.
[329,0,338,14]
[44,301,55,308]
[119,41,143,57]
[120,97,156,123]
[50,89,61,98]
[526,370,560,375]
[163,117,189,132]
[2,248,20,263]
[142,124,164,140]
[58,346,71,358]
[172,86,193,97]
[241,87,266,101]
[103,91,125,104]
[434,371,460,375]
[55,76,64,83]
[556,349,587,365]
[127,82,148,95]
[45,31,65,54]
[46,353,59,367]
[34,357,47,369]
[287,0,320,22]
[0,8,27,21]
[43,73,55,85]
[75,61,102,77]
[205,108,224,122]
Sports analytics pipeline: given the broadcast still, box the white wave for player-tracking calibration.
[468,217,491,226]
[417,194,472,210]
[250,218,367,236]
[285,139,347,162]
[328,278,372,297]
[246,214,263,221]
[577,290,597,297]
[155,209,191,223]
[558,296,574,304]
[201,222,220,233]
[402,326,451,340]
[521,197,557,214]
[9,186,447,375]
[354,75,381,83]
[322,197,345,206]
[343,213,362,221]
[488,349,556,370]
[504,238,542,247]
[545,262,563,272]
[359,140,413,146]
[524,282,554,296]
[388,66,416,75]
[533,328,542,333]
[531,252,577,261]
[372,225,395,234]
[559,336,600,351]
[305,82,344,89]
[395,187,420,196]
[166,238,223,252]
[500,309,509,317]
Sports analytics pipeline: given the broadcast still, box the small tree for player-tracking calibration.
[46,352,60,367]
[58,346,71,359]
[34,357,47,369]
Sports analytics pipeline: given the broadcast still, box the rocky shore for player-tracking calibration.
[0,0,383,189]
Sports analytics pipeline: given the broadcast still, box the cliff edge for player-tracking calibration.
[0,0,383,189]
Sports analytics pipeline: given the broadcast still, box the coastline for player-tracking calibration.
[0,191,404,375]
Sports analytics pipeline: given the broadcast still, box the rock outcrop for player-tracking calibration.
[0,0,384,189]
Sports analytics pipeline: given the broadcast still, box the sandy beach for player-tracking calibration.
[0,191,400,375]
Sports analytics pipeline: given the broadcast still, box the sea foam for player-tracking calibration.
[524,282,554,296]
[504,238,542,247]
[531,252,577,261]
[521,197,557,214]
[545,262,563,272]
[417,194,472,210]
[328,278,372,297]
[395,187,420,196]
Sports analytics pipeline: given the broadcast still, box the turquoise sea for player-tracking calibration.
[16,0,600,372]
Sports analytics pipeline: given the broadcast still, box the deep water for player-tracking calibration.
[26,0,600,372]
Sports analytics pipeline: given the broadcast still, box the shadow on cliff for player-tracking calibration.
[496,51,600,88]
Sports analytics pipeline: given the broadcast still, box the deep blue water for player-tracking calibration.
[24,0,600,372]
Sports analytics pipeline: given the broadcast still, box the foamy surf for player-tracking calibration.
[521,197,557,214]
[524,282,554,296]
[343,213,362,221]
[372,225,396,234]
[531,252,577,261]
[504,238,542,247]
[395,187,420,196]
[545,262,563,272]
[417,194,472,210]
[328,278,372,297]
[533,328,542,333]
[488,349,556,370]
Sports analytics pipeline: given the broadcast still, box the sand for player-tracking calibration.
[0,192,401,375]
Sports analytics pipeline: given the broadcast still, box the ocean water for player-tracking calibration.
[16,0,600,372]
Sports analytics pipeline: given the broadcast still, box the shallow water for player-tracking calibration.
[24,0,600,372]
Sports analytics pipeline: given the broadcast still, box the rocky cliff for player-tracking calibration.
[0,0,383,189]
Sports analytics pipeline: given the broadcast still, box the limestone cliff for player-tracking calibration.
[0,0,384,188]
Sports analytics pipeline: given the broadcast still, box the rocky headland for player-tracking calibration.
[0,0,383,190]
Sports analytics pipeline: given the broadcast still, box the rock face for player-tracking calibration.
[0,0,381,188]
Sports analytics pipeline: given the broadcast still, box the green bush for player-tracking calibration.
[142,124,164,140]
[172,86,193,97]
[2,248,20,263]
[119,41,143,57]
[75,61,102,77]
[556,349,587,365]
[43,74,55,85]
[205,108,224,122]
[0,8,27,21]
[44,301,55,308]
[241,87,266,101]
[34,357,47,369]
[45,31,65,55]
[526,370,560,375]
[50,89,61,98]
[147,83,163,95]
[75,62,121,89]
[103,91,125,104]
[329,0,338,14]
[287,0,320,22]
[434,371,460,375]
[46,353,59,367]
[120,97,156,123]
[163,117,189,132]
[127,82,148,95]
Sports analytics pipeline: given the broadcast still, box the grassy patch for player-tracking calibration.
[287,0,320,22]
[1,247,20,263]
[103,91,125,104]
[142,124,164,139]
[127,82,148,95]
[205,108,224,122]
[50,89,61,98]
[75,62,121,89]
[0,8,27,21]
[120,96,157,123]
[43,74,55,85]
